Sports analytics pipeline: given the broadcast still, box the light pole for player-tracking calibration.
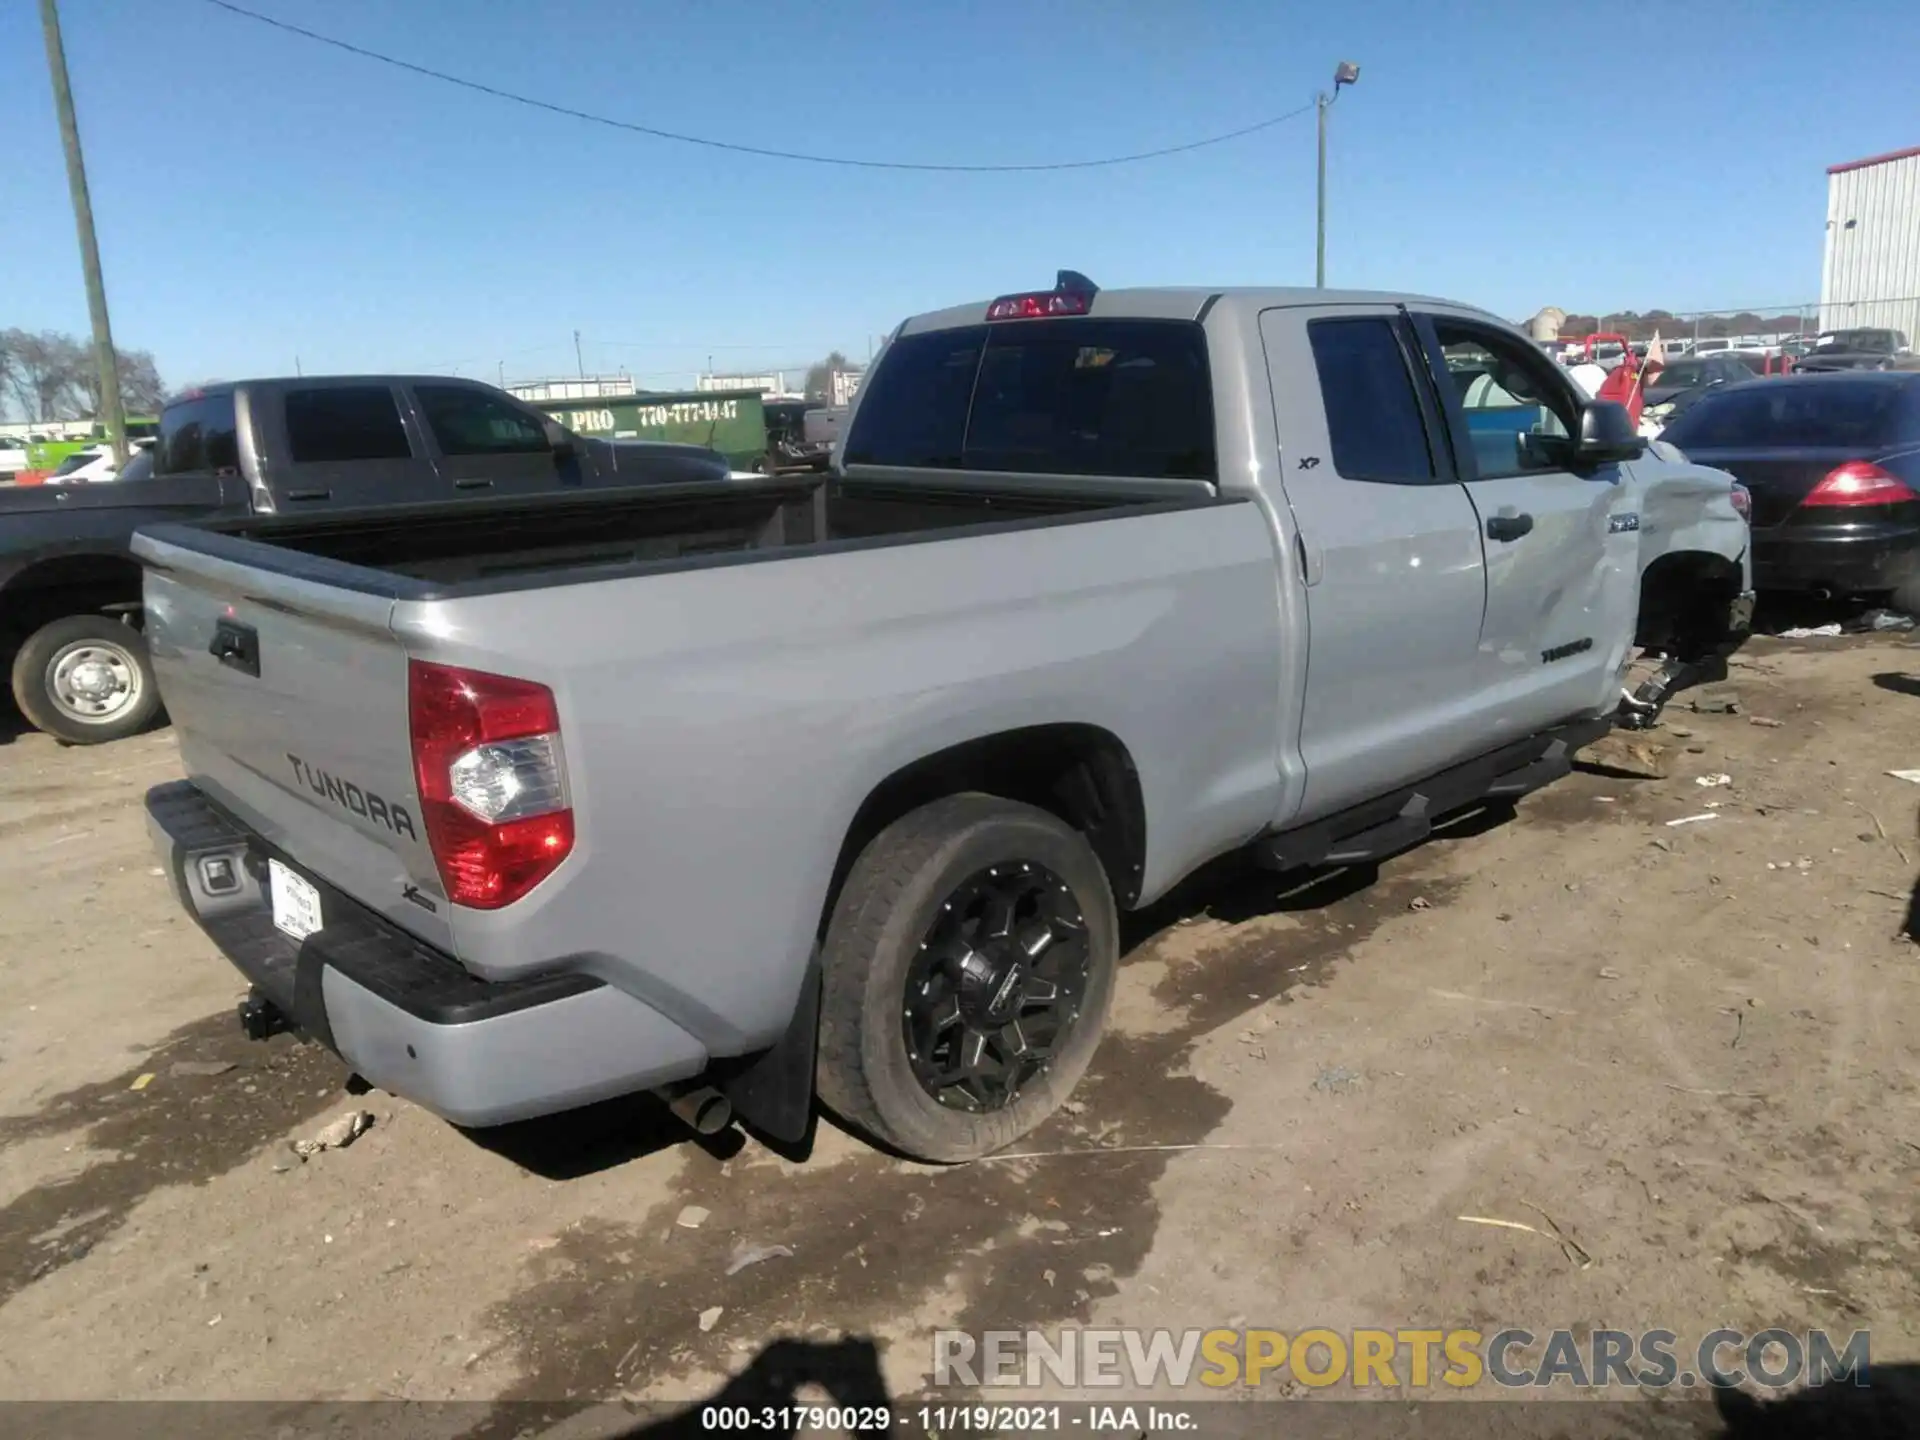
[1315,60,1361,289]
[39,0,127,467]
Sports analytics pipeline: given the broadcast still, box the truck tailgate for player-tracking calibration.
[135,531,452,953]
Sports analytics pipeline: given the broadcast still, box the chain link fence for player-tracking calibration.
[1551,297,1918,349]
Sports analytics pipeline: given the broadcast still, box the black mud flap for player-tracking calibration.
[717,951,820,1145]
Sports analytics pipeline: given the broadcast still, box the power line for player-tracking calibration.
[591,340,820,353]
[200,0,1315,173]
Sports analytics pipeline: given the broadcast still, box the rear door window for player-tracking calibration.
[284,386,412,463]
[1664,382,1908,449]
[1306,317,1436,482]
[845,318,1215,480]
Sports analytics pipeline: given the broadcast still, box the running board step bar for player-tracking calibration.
[1254,718,1608,874]
[1484,742,1575,798]
[1322,793,1430,867]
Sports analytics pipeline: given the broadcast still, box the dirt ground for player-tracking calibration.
[0,635,1916,1432]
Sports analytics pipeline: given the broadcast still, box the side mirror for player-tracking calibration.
[542,418,577,459]
[1575,401,1646,465]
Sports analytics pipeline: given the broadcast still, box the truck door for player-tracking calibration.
[1258,306,1490,823]
[1409,313,1640,729]
[266,383,433,510]
[407,382,584,498]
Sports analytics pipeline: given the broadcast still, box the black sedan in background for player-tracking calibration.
[1660,373,1920,598]
[1642,353,1756,425]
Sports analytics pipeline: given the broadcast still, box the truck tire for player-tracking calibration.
[817,794,1118,1162]
[11,614,162,745]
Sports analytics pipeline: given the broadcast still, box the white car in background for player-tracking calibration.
[44,439,154,484]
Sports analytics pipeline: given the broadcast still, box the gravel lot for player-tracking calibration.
[0,635,1915,1432]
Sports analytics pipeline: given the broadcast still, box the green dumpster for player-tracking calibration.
[537,388,767,470]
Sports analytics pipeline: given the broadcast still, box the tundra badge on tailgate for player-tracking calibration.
[286,754,417,840]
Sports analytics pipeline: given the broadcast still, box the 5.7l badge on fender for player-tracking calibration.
[1609,512,1642,533]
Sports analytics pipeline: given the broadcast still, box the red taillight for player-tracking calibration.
[408,660,573,909]
[986,290,1092,320]
[1729,482,1752,521]
[1803,461,1916,508]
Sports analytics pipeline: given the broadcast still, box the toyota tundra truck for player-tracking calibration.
[137,275,1752,1162]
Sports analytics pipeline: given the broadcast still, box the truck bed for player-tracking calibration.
[133,466,1279,1060]
[144,474,1212,597]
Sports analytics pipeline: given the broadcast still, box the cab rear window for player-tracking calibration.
[156,394,239,475]
[846,319,1215,481]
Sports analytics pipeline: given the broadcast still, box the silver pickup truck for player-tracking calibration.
[137,276,1752,1162]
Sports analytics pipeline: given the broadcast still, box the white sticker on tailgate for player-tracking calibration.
[269,859,324,941]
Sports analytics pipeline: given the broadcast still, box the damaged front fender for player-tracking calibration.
[1631,454,1755,595]
[1615,456,1755,730]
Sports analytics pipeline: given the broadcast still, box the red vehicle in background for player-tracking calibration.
[1582,333,1653,428]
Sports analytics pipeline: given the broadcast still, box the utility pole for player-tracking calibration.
[1315,61,1361,289]
[573,330,584,379]
[39,0,126,466]
[498,359,505,388]
[1315,96,1327,288]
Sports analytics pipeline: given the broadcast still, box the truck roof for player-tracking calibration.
[897,286,1500,336]
[165,375,503,406]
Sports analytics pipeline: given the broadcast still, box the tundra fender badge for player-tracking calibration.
[1541,637,1595,664]
[1609,512,1641,533]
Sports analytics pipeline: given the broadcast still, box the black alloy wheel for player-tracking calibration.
[901,861,1089,1112]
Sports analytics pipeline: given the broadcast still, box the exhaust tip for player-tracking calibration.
[660,1084,733,1136]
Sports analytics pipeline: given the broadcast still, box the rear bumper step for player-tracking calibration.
[145,780,710,1128]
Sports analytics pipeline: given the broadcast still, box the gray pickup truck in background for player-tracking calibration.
[136,275,1751,1162]
[0,375,725,743]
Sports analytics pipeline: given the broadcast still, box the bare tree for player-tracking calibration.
[0,329,88,421]
[60,341,106,416]
[0,329,168,421]
[68,344,167,417]
[116,350,167,415]
[803,350,851,404]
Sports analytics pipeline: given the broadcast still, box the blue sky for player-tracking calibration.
[3,0,1915,393]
